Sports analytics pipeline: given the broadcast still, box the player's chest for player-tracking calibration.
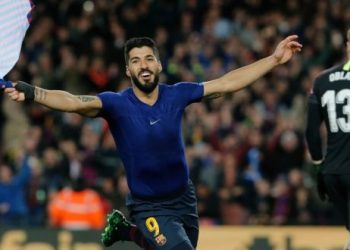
[116,105,183,131]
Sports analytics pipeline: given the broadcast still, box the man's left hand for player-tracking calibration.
[272,35,302,65]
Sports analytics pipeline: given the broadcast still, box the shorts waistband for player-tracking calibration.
[131,181,191,202]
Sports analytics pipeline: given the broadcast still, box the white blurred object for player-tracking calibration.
[83,0,95,13]
[0,0,34,78]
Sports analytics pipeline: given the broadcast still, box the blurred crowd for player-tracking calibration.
[0,0,349,229]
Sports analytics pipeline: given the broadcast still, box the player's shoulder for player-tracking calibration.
[162,81,203,90]
[162,81,201,86]
[312,64,343,87]
[97,88,133,109]
[316,64,343,80]
[98,88,132,99]
[160,82,203,97]
[173,81,202,86]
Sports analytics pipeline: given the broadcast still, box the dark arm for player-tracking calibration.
[305,93,324,162]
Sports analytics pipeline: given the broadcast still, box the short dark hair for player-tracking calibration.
[124,37,160,63]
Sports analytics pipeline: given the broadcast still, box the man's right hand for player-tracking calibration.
[2,80,35,101]
[313,162,329,202]
[3,81,25,101]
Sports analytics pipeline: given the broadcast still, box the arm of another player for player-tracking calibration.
[4,81,102,117]
[305,92,329,201]
[305,93,324,162]
[202,35,302,98]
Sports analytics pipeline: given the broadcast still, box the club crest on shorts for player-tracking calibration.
[155,233,167,246]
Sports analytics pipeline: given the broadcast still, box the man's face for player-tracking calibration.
[126,46,162,94]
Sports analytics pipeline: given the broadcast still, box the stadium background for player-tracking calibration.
[0,0,349,249]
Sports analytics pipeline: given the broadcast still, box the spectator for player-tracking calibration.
[27,157,48,226]
[48,177,105,230]
[0,155,32,226]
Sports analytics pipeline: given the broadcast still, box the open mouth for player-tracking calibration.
[139,71,152,80]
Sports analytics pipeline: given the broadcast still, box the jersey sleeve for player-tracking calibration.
[305,80,324,162]
[173,82,204,107]
[96,91,119,118]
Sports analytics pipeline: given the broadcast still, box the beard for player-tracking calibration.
[131,70,159,94]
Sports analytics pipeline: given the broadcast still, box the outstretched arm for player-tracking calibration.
[203,35,302,97]
[3,82,102,117]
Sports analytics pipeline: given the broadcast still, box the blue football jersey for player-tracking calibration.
[97,82,204,198]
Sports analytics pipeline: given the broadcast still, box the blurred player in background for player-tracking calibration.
[2,35,301,249]
[306,28,350,250]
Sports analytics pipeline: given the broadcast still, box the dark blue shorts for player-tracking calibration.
[126,180,199,250]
